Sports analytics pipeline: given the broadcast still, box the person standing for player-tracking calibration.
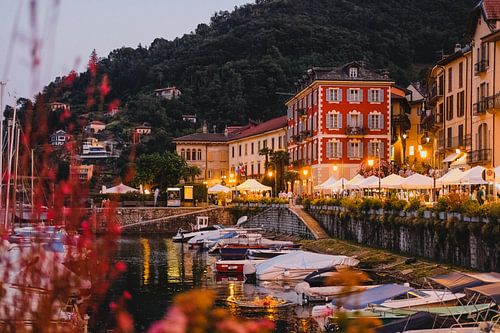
[477,186,485,205]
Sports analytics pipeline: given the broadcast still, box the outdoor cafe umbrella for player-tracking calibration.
[236,179,272,192]
[436,168,464,186]
[314,176,338,190]
[346,174,365,190]
[358,175,380,189]
[101,183,140,194]
[400,173,434,190]
[380,174,405,189]
[329,178,349,191]
[460,166,487,185]
[208,184,231,193]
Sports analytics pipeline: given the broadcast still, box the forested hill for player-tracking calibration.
[41,0,476,152]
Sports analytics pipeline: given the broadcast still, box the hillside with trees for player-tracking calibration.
[38,0,475,156]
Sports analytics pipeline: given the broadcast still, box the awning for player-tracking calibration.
[380,174,405,189]
[400,173,434,189]
[450,153,467,168]
[315,176,338,190]
[427,271,485,293]
[460,166,487,185]
[358,175,380,189]
[443,152,460,163]
[346,174,365,189]
[208,184,231,193]
[331,284,413,310]
[465,282,500,303]
[436,169,464,186]
[101,183,140,194]
[236,179,272,192]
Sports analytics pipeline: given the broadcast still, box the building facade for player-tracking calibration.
[286,62,393,191]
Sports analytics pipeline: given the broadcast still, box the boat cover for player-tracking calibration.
[331,284,413,310]
[465,282,500,303]
[463,272,500,283]
[375,311,455,333]
[255,251,359,280]
[427,271,485,293]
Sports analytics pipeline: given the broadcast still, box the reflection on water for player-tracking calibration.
[93,235,321,332]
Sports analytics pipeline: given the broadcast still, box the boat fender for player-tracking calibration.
[283,269,290,277]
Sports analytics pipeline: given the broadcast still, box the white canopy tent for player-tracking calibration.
[346,174,365,190]
[400,173,434,189]
[208,184,231,193]
[436,168,464,186]
[101,183,139,194]
[236,179,272,192]
[460,166,487,185]
[495,166,500,183]
[329,178,349,191]
[314,176,338,190]
[380,174,405,189]
[358,175,380,189]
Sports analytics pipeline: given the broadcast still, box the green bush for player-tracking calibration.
[462,200,484,218]
[383,197,406,211]
[360,197,383,211]
[484,202,500,221]
[341,198,362,212]
[434,197,449,212]
[405,198,421,212]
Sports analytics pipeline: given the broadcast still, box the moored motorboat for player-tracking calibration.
[295,281,381,304]
[247,248,297,259]
[215,259,267,274]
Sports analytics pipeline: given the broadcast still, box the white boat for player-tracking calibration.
[403,322,499,332]
[247,248,296,259]
[253,250,359,281]
[311,284,464,317]
[295,281,381,304]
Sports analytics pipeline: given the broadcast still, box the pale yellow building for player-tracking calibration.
[227,116,287,180]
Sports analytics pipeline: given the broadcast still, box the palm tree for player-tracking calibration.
[270,150,290,192]
[283,170,299,192]
[183,165,201,183]
[259,147,273,172]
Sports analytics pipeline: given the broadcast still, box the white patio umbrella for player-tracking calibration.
[400,173,434,189]
[102,183,139,194]
[495,166,500,183]
[236,179,272,192]
[380,174,405,189]
[460,166,487,185]
[208,184,231,193]
[314,176,338,190]
[346,174,365,190]
[436,168,464,186]
[358,175,380,189]
[329,178,349,191]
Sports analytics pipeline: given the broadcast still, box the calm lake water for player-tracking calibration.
[92,235,322,332]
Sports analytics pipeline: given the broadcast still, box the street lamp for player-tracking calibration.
[268,170,276,197]
[302,168,309,195]
[402,132,407,167]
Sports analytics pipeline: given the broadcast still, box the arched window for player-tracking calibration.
[192,149,197,160]
[186,149,191,160]
[197,149,202,160]
[181,149,185,159]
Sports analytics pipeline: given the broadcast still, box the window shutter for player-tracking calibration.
[359,115,363,128]
[379,89,384,102]
[338,114,342,129]
[326,113,332,129]
[379,142,384,157]
[368,90,372,102]
[359,142,364,158]
[359,89,363,102]
[326,142,332,158]
[368,115,373,129]
[379,115,384,129]
[337,142,342,158]
[368,143,373,157]
[347,143,352,158]
[326,89,331,102]
[347,89,351,102]
[347,114,351,127]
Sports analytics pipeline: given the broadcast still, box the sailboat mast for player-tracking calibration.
[12,127,20,229]
[31,149,34,221]
[4,104,17,228]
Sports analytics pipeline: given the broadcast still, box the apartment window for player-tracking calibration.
[457,91,465,117]
[278,136,282,149]
[349,67,358,78]
[197,149,202,160]
[348,112,362,128]
[446,95,454,120]
[368,89,383,102]
[271,138,275,150]
[239,144,242,156]
[347,88,363,102]
[459,62,463,88]
[181,149,185,159]
[347,141,363,159]
[312,113,317,131]
[307,93,312,107]
[245,143,248,156]
[251,142,254,155]
[257,162,261,175]
[327,88,342,102]
[326,112,342,129]
[326,141,342,159]
[192,150,197,160]
[186,149,191,160]
[313,90,318,105]
[368,141,383,157]
[458,125,464,146]
[448,68,452,93]
[258,141,261,151]
[447,127,452,148]
[263,140,267,148]
[368,113,383,130]
[231,146,235,158]
[251,164,254,175]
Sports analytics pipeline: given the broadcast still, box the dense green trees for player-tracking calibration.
[134,152,190,188]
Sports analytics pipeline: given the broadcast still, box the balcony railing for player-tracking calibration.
[438,136,445,150]
[467,149,492,164]
[473,99,488,116]
[345,126,366,135]
[474,59,489,75]
[485,93,500,114]
[300,130,313,141]
[429,84,444,101]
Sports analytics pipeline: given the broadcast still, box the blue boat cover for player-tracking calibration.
[331,284,413,310]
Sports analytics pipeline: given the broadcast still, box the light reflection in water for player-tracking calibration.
[141,238,150,285]
[164,239,181,282]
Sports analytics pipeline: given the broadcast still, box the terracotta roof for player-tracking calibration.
[227,116,287,141]
[483,0,500,20]
[173,132,227,143]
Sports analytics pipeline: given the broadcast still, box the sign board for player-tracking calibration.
[184,186,194,200]
[483,168,495,182]
[166,187,181,207]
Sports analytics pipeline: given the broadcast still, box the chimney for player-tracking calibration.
[454,43,461,53]
[202,121,208,134]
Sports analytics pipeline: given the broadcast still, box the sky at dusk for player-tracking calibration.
[0,0,251,107]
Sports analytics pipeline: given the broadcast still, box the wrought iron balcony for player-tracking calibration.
[474,59,489,75]
[300,130,313,141]
[485,93,500,114]
[445,135,470,149]
[345,126,366,135]
[467,149,492,164]
[297,108,306,117]
[429,84,444,102]
[473,99,488,116]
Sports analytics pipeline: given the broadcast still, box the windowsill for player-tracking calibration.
[369,101,382,104]
[327,101,341,104]
[349,102,361,104]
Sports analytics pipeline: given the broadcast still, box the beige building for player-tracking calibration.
[173,128,229,187]
[227,116,287,180]
[71,164,94,182]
